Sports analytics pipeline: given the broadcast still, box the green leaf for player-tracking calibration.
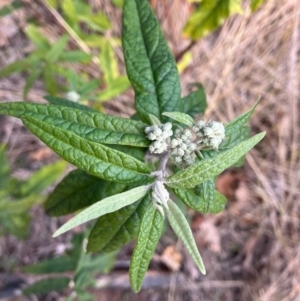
[87,192,151,253]
[173,186,226,213]
[100,40,119,85]
[148,114,161,125]
[166,201,206,274]
[0,211,31,239]
[224,99,259,136]
[220,125,250,149]
[53,185,151,237]
[23,277,70,296]
[0,144,10,190]
[26,24,51,50]
[45,169,126,216]
[0,102,150,147]
[78,13,111,31]
[44,95,97,112]
[182,85,207,118]
[109,145,145,162]
[129,204,164,293]
[184,0,243,40]
[78,79,100,97]
[12,160,66,198]
[162,111,194,127]
[43,65,58,95]
[97,76,130,102]
[250,0,265,11]
[46,35,69,63]
[0,195,42,214]
[0,59,31,77]
[122,0,181,123]
[0,0,23,17]
[167,132,265,189]
[23,68,43,100]
[59,51,92,63]
[20,115,151,185]
[193,179,215,212]
[22,256,76,274]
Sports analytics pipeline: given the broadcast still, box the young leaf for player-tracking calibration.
[0,59,31,78]
[78,79,100,97]
[23,278,70,296]
[0,144,10,190]
[12,160,66,199]
[45,169,126,216]
[46,35,69,63]
[25,24,51,50]
[166,201,206,274]
[23,68,43,100]
[122,0,181,123]
[59,51,92,63]
[0,102,150,147]
[44,95,97,112]
[148,114,161,125]
[87,192,151,253]
[22,256,76,274]
[184,0,243,40]
[167,132,266,189]
[182,85,207,118]
[173,187,226,214]
[43,65,58,95]
[97,76,130,102]
[100,40,119,84]
[162,111,194,127]
[224,99,259,136]
[53,185,151,237]
[20,115,151,184]
[129,204,164,293]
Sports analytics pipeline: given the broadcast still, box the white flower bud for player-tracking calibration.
[174,156,182,163]
[67,91,80,102]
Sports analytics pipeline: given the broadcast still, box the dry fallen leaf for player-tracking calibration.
[159,245,183,272]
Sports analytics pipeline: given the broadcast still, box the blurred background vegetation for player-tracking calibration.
[1,0,300,300]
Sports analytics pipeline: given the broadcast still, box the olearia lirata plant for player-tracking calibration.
[0,0,265,293]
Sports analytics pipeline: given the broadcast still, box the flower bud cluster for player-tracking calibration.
[193,120,225,150]
[171,129,197,166]
[145,123,173,154]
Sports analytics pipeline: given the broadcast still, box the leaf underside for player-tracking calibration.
[87,192,151,253]
[53,185,151,237]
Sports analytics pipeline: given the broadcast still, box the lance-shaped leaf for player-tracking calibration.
[0,102,150,147]
[21,115,151,185]
[122,0,181,123]
[44,95,97,112]
[23,278,70,296]
[173,186,226,214]
[53,185,151,237]
[166,201,206,274]
[184,0,243,40]
[224,99,259,136]
[167,132,265,189]
[45,169,126,216]
[162,111,194,127]
[182,85,207,118]
[129,205,164,293]
[87,192,151,253]
[149,114,161,125]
